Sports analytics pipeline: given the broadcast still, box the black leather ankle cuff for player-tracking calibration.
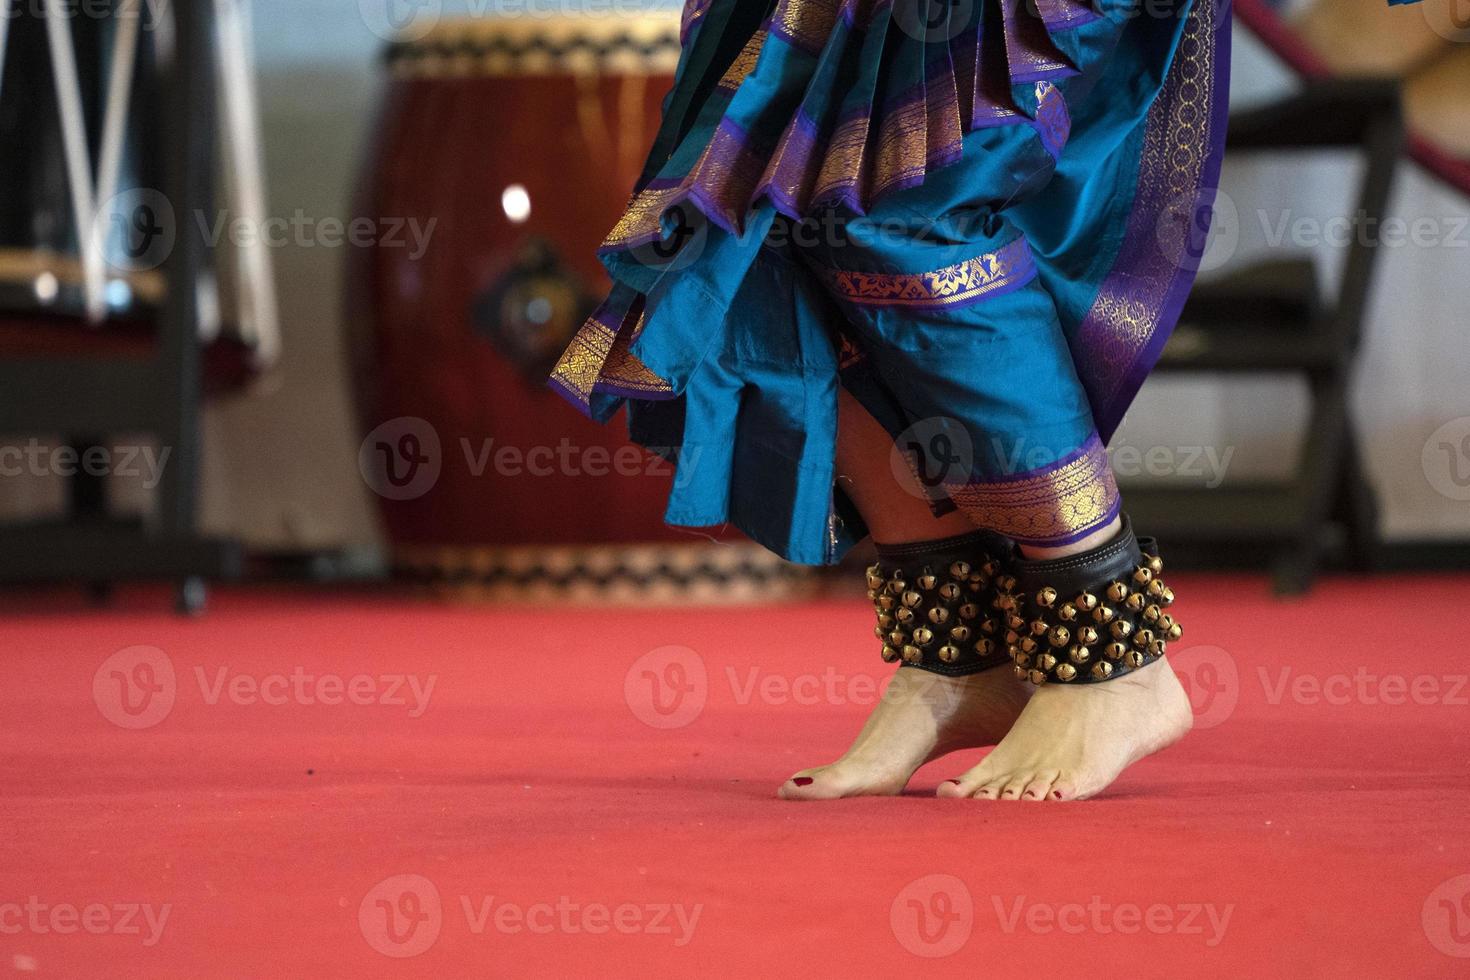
[1000,515,1182,685]
[867,529,1014,677]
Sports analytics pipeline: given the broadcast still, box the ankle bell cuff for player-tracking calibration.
[866,529,1014,677]
[999,515,1182,685]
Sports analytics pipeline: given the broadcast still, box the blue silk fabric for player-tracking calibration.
[550,0,1237,564]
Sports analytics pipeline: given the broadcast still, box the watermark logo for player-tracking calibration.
[0,899,171,948]
[359,0,442,41]
[1423,0,1470,43]
[94,187,177,275]
[1171,645,1239,730]
[1156,187,1239,275]
[92,646,176,730]
[624,203,710,273]
[893,0,974,42]
[1423,873,1470,958]
[359,417,442,501]
[1422,417,1470,502]
[891,874,974,958]
[890,417,975,501]
[624,646,708,730]
[360,874,443,958]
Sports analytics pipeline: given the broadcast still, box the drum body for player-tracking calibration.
[349,14,797,598]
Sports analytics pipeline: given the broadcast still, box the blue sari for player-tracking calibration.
[550,0,1412,564]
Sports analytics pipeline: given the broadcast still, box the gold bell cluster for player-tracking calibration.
[1004,554,1181,685]
[867,556,1011,674]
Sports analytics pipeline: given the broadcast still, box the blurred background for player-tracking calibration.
[1,0,1467,608]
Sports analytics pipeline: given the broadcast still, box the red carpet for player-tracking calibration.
[4,575,1469,976]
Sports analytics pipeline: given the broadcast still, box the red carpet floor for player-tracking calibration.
[3,575,1470,977]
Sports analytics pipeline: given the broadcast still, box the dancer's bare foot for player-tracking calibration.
[778,667,1030,800]
[936,656,1192,802]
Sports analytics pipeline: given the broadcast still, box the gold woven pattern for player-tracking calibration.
[946,440,1119,544]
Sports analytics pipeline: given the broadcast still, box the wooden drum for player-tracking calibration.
[348,14,809,601]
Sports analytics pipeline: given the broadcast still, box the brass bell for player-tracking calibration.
[939,644,960,663]
[1105,642,1127,660]
[994,594,1016,612]
[896,608,915,624]
[1147,555,1164,575]
[1038,653,1058,671]
[1078,626,1099,646]
[1125,593,1146,612]
[1093,605,1116,624]
[1157,613,1174,632]
[1106,581,1129,603]
[917,573,938,590]
[1014,651,1032,669]
[950,561,972,578]
[902,590,923,608]
[1028,669,1048,685]
[959,603,979,620]
[1049,626,1071,647]
[877,614,894,630]
[1068,645,1091,664]
[1076,591,1099,612]
[939,583,962,601]
[929,606,951,625]
[1167,623,1183,641]
[950,625,972,643]
[873,625,886,639]
[982,560,1000,577]
[1030,619,1050,636]
[1013,664,1029,680]
[1019,636,1039,654]
[888,630,907,647]
[1160,586,1176,606]
[1036,586,1058,607]
[1056,663,1078,681]
[1133,628,1155,648]
[1111,620,1133,639]
[913,627,934,646]
[1092,661,1114,680]
[1133,567,1153,586]
[866,569,885,590]
[998,575,1018,591]
[1147,579,1166,598]
[878,595,896,611]
[889,578,907,594]
[977,638,996,656]
[902,645,923,664]
[1125,650,1145,669]
[1058,603,1078,621]
[881,645,902,663]
[1007,614,1025,631]
[1143,604,1162,624]
[1149,639,1167,657]
[867,589,880,602]
[980,617,998,634]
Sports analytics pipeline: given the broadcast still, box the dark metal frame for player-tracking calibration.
[1127,80,1407,595]
[0,0,239,612]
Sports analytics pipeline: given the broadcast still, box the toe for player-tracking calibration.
[1020,771,1060,802]
[998,775,1032,800]
[935,777,969,799]
[776,768,828,800]
[1048,775,1079,801]
[974,779,1006,800]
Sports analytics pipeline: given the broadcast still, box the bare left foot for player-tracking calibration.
[936,656,1192,802]
[778,667,1030,800]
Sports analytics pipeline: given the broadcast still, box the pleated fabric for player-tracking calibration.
[550,0,1234,565]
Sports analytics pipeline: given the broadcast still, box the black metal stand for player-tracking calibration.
[0,1,240,613]
[1128,81,1406,595]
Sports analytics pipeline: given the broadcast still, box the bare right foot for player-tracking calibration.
[936,656,1193,802]
[777,666,1031,800]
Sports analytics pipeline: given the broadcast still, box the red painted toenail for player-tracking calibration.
[792,777,813,786]
[1051,791,1064,800]
[944,779,961,785]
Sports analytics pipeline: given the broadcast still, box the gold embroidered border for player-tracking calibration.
[867,96,929,200]
[1081,0,1219,414]
[822,238,1035,308]
[601,314,674,396]
[946,441,1120,543]
[772,0,842,53]
[549,313,617,403]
